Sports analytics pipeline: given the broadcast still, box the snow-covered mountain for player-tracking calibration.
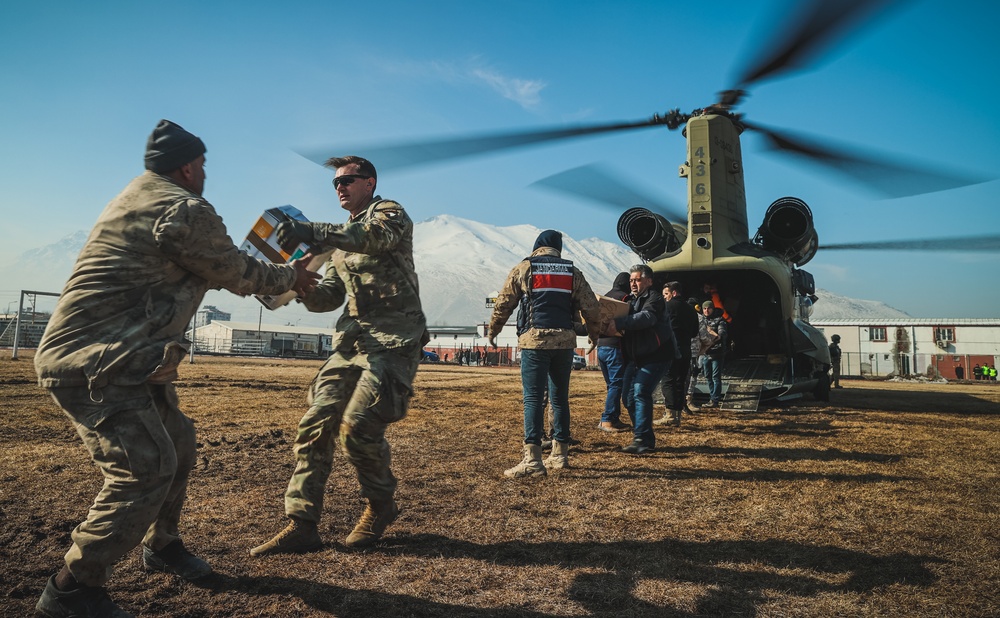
[809,288,909,320]
[413,215,636,325]
[0,215,909,324]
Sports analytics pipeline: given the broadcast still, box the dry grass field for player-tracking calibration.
[2,351,999,617]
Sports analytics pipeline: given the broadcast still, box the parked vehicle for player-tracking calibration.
[422,349,441,363]
[572,354,587,370]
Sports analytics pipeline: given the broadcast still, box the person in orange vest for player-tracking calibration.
[702,283,732,323]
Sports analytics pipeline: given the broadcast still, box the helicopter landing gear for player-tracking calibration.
[813,370,831,402]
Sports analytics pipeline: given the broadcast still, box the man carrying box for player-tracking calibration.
[251,155,427,555]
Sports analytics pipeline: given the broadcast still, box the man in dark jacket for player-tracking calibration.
[597,272,631,432]
[614,264,675,454]
[655,281,700,427]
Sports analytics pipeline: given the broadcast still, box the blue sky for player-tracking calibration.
[1,0,998,318]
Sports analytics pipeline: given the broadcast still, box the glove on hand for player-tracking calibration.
[276,220,314,252]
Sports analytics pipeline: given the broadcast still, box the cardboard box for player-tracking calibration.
[597,294,630,337]
[239,205,331,310]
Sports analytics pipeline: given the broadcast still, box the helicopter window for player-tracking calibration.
[869,327,887,342]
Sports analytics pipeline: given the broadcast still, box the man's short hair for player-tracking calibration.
[665,281,682,294]
[324,155,377,183]
[629,264,653,280]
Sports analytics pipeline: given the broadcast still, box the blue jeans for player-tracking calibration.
[622,360,669,446]
[520,348,574,445]
[702,355,724,402]
[597,345,625,423]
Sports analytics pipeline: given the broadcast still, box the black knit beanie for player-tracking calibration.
[612,272,630,292]
[144,119,206,173]
[532,229,562,253]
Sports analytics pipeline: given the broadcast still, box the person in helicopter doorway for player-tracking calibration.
[700,301,729,408]
[829,334,843,389]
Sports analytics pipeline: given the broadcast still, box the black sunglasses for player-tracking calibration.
[333,174,371,189]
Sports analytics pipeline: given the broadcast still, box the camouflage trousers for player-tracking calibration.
[46,383,195,587]
[284,344,420,523]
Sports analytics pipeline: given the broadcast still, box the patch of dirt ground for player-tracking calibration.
[1,352,998,617]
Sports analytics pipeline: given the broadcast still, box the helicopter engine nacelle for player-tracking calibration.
[617,207,684,261]
[757,196,819,266]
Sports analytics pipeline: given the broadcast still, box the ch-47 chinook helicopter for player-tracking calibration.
[301,0,998,406]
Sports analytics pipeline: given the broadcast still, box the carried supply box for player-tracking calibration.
[596,294,630,337]
[239,205,330,310]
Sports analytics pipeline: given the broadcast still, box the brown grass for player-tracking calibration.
[1,351,999,617]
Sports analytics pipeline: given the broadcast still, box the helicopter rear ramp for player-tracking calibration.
[694,355,789,410]
[718,384,762,412]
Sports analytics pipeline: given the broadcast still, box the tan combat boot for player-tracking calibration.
[652,410,673,426]
[504,444,546,478]
[249,517,322,557]
[345,498,400,549]
[685,395,700,413]
[544,440,570,469]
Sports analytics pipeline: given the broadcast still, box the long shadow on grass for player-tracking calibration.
[767,389,999,416]
[721,416,840,438]
[193,572,555,617]
[663,445,902,464]
[384,535,942,617]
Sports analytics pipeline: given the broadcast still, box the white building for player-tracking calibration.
[811,318,1000,379]
[189,320,333,357]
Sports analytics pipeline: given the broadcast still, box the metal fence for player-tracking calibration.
[839,351,998,380]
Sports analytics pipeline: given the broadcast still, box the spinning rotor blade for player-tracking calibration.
[297,118,665,172]
[734,0,904,90]
[821,235,1000,252]
[745,122,991,198]
[530,164,686,222]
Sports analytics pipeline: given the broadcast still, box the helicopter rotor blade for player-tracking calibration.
[529,164,687,222]
[296,118,667,172]
[820,235,1000,252]
[744,121,992,198]
[733,0,905,91]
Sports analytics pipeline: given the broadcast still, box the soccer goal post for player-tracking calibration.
[7,290,60,359]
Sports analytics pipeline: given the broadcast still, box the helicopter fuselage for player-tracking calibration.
[619,113,832,402]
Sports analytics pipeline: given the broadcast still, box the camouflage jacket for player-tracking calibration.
[488,247,602,349]
[35,171,298,391]
[300,197,427,352]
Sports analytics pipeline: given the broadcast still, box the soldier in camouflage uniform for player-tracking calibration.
[251,155,427,556]
[33,120,320,618]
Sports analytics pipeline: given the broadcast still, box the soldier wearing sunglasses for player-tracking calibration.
[252,155,427,555]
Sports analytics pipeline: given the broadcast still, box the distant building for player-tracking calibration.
[811,318,1000,379]
[188,320,332,357]
[195,305,231,329]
